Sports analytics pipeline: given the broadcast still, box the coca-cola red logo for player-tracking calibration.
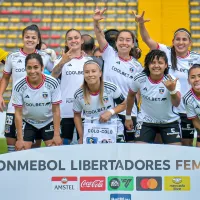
[80,177,106,191]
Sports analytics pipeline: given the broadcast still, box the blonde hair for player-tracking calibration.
[82,67,104,106]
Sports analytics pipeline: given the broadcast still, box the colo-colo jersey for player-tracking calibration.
[73,81,125,120]
[101,44,143,116]
[130,72,181,124]
[54,55,92,118]
[12,74,62,129]
[183,89,200,120]
[3,48,54,113]
[158,43,200,114]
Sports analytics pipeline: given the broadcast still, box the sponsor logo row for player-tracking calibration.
[52,176,190,192]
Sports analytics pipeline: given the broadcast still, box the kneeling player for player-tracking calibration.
[13,53,62,150]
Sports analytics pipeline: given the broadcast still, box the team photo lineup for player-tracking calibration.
[0,7,200,153]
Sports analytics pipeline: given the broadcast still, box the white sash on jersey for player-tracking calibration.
[83,118,118,144]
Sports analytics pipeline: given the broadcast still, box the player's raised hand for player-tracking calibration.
[132,11,150,24]
[93,7,107,22]
[162,75,178,93]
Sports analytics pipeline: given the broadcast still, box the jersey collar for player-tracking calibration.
[191,88,200,100]
[148,76,164,84]
[118,55,132,62]
[176,51,190,59]
[20,48,37,56]
[26,74,45,90]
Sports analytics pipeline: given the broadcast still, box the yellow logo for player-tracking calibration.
[164,176,190,191]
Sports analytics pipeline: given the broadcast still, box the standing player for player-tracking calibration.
[126,50,182,145]
[13,53,62,150]
[183,64,200,147]
[52,29,91,145]
[0,24,54,152]
[134,11,200,146]
[73,58,126,144]
[93,8,143,142]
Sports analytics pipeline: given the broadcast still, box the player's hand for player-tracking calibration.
[93,7,107,22]
[99,111,112,123]
[125,119,134,131]
[15,140,25,151]
[44,48,57,62]
[78,137,83,144]
[0,95,6,112]
[52,135,62,146]
[132,11,150,24]
[162,75,178,92]
[60,48,75,65]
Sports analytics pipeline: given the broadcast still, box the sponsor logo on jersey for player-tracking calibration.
[164,176,190,191]
[66,98,74,103]
[196,105,200,109]
[51,176,78,191]
[129,67,134,73]
[136,176,162,191]
[111,66,130,78]
[42,92,48,99]
[80,176,106,191]
[142,94,167,102]
[84,106,111,115]
[143,87,147,91]
[25,102,51,107]
[15,68,25,72]
[17,59,22,63]
[110,194,131,200]
[159,87,165,94]
[116,61,120,64]
[86,137,98,144]
[24,95,30,98]
[66,71,83,75]
[188,62,193,67]
[108,176,134,191]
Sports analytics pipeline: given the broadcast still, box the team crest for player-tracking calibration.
[42,92,48,99]
[188,62,193,67]
[129,67,134,73]
[159,87,165,94]
[86,137,98,144]
[103,96,108,103]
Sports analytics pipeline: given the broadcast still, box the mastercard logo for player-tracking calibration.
[136,177,162,191]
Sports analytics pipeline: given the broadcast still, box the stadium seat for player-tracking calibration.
[105,26,115,30]
[64,11,74,15]
[41,34,50,39]
[96,2,106,7]
[105,18,115,22]
[23,2,33,7]
[65,2,74,7]
[117,10,126,14]
[54,10,63,15]
[63,26,71,30]
[34,2,43,7]
[32,10,42,15]
[42,18,52,23]
[10,18,20,23]
[85,10,94,15]
[191,26,200,30]
[127,2,137,6]
[8,34,17,39]
[75,2,85,7]
[53,18,63,23]
[74,10,84,15]
[86,2,95,7]
[60,43,65,47]
[9,26,19,31]
[117,2,127,7]
[190,2,199,6]
[106,10,116,14]
[32,19,41,23]
[190,10,200,14]
[107,2,116,6]
[61,34,66,39]
[63,18,73,22]
[55,2,64,7]
[52,26,62,31]
[21,18,30,23]
[49,43,60,48]
[127,26,136,30]
[191,18,200,22]
[51,35,61,39]
[43,10,53,15]
[19,26,26,30]
[1,2,11,6]
[17,43,23,48]
[0,43,4,47]
[117,26,126,30]
[13,2,22,7]
[21,10,32,15]
[192,43,200,47]
[74,18,84,23]
[0,10,10,15]
[192,34,200,38]
[84,18,93,22]
[0,26,7,31]
[83,26,93,31]
[40,26,51,31]
[74,26,83,31]
[11,10,21,15]
[0,35,6,39]
[0,18,9,22]
[44,2,54,7]
[6,43,16,48]
[128,10,136,14]
[127,18,135,22]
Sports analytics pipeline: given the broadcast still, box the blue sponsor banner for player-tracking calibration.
[110,194,131,200]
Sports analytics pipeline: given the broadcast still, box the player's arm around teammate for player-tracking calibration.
[13,53,62,150]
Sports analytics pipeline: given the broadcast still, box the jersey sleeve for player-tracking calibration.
[129,78,140,93]
[184,101,197,119]
[12,84,23,107]
[73,94,82,113]
[113,85,125,105]
[3,54,12,74]
[101,43,116,61]
[51,79,62,104]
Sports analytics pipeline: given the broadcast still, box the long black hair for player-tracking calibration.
[143,49,169,76]
[22,24,42,50]
[188,64,200,77]
[171,28,191,71]
[25,53,43,68]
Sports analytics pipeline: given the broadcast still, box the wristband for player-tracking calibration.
[169,89,177,95]
[125,115,132,120]
[108,109,115,115]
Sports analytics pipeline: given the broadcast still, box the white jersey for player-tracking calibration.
[101,44,143,116]
[73,81,125,119]
[129,72,181,124]
[55,55,92,118]
[158,43,200,114]
[3,48,54,113]
[183,89,200,120]
[12,74,62,129]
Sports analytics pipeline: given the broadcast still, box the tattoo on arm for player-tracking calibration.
[95,24,102,33]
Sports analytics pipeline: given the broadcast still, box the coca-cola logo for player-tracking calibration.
[80,177,106,191]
